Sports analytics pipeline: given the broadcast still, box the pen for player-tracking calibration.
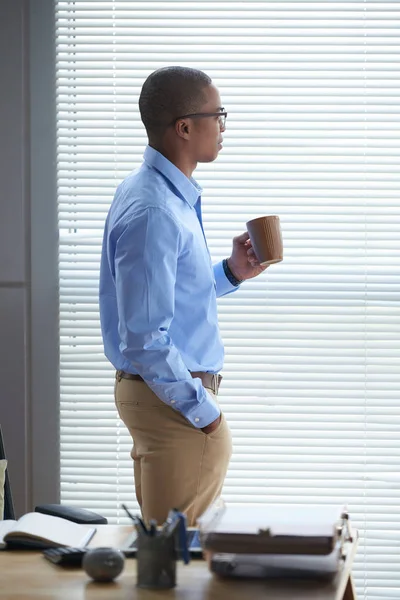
[177,512,190,565]
[161,509,190,564]
[149,519,158,537]
[161,509,178,535]
[121,503,149,536]
[163,510,180,535]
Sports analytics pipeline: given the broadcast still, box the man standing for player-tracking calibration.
[100,66,267,526]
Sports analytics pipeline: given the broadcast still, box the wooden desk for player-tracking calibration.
[0,525,358,600]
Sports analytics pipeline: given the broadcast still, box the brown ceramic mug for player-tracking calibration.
[246,215,283,266]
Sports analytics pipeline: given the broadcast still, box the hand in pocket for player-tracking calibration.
[201,414,222,434]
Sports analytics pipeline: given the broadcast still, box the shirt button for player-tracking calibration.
[195,418,200,423]
[170,400,175,404]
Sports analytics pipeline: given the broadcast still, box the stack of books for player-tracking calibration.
[197,501,354,580]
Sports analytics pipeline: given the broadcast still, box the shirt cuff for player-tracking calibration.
[185,391,221,428]
[214,260,241,297]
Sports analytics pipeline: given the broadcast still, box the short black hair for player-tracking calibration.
[139,66,212,139]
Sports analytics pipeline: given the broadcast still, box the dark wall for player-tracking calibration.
[0,0,59,516]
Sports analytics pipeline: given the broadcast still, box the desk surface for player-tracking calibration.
[0,525,357,600]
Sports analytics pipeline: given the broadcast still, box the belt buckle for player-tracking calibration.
[212,374,219,395]
[216,374,222,394]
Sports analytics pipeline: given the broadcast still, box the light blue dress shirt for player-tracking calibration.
[99,146,238,428]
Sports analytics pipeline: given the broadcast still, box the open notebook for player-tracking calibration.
[0,512,96,549]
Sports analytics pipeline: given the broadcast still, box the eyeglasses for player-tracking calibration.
[173,109,227,129]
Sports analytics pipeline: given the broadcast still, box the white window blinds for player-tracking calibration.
[56,3,400,598]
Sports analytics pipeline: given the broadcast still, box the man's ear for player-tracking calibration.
[175,119,190,140]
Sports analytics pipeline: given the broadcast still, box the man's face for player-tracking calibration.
[188,84,226,163]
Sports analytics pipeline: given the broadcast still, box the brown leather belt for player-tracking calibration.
[116,370,222,395]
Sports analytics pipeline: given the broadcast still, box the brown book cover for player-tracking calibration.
[198,502,346,556]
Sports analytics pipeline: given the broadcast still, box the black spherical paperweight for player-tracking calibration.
[82,547,125,582]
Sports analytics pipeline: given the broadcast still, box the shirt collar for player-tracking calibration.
[143,145,202,207]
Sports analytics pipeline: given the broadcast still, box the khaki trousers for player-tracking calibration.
[115,378,232,527]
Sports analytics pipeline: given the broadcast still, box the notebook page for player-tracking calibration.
[0,520,16,548]
[6,512,95,547]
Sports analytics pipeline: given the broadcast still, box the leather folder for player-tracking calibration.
[198,502,350,557]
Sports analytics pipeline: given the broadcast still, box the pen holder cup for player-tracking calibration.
[136,533,177,589]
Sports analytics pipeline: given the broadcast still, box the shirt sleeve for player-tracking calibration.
[213,260,241,298]
[114,207,220,428]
